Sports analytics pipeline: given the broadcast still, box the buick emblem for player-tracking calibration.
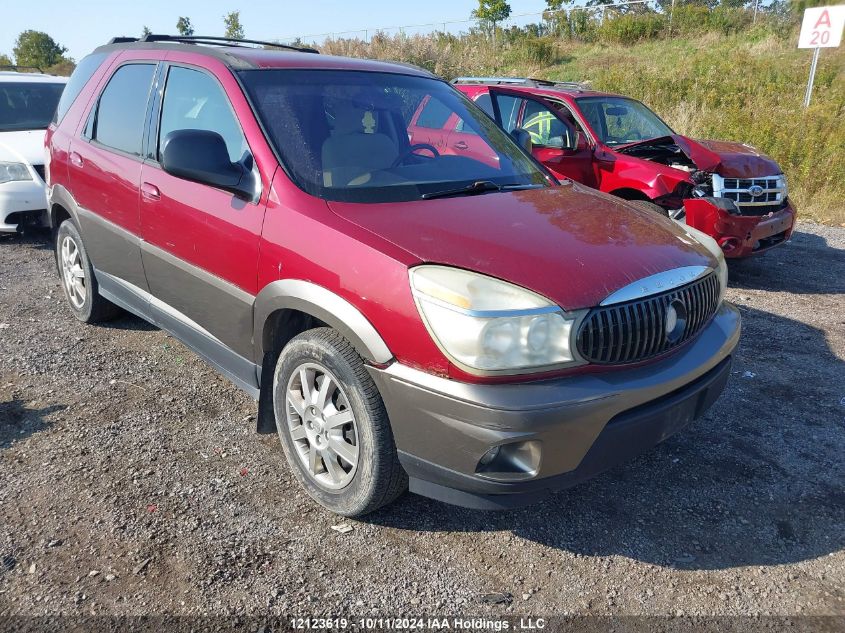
[748,184,764,197]
[665,300,687,344]
[665,304,678,334]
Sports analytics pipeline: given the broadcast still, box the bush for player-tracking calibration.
[598,13,667,44]
[503,37,560,66]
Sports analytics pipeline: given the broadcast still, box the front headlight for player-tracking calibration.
[683,225,728,305]
[0,161,33,185]
[409,265,581,374]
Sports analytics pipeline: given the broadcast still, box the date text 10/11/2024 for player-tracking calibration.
[289,617,547,630]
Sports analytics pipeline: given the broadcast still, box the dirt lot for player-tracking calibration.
[0,222,843,624]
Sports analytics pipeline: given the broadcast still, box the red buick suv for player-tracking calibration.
[45,36,740,516]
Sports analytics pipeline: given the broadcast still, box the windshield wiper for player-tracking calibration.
[421,181,542,200]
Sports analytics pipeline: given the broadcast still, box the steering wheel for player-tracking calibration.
[392,143,440,167]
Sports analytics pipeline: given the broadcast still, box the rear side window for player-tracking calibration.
[474,93,494,117]
[158,66,247,162]
[92,64,155,156]
[53,52,107,124]
[491,94,522,133]
[414,97,452,129]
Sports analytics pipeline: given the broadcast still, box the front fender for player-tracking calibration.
[253,279,393,365]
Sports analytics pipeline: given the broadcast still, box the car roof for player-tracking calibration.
[94,40,436,79]
[0,71,68,84]
[457,82,620,101]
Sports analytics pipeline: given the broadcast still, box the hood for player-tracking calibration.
[327,184,716,311]
[617,134,782,178]
[0,129,48,166]
[688,138,782,178]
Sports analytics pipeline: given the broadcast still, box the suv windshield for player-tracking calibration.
[239,69,550,203]
[0,82,65,132]
[576,96,673,147]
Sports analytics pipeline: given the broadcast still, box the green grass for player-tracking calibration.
[322,26,845,225]
[543,31,845,224]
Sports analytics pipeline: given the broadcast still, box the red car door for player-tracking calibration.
[407,95,453,154]
[487,87,597,187]
[139,59,270,362]
[67,58,159,292]
[445,116,500,168]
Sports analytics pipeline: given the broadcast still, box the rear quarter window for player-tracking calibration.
[53,52,108,124]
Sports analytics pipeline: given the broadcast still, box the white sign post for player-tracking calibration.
[798,5,845,108]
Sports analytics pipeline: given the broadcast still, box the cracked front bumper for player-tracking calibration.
[685,198,797,259]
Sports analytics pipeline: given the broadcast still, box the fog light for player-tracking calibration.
[478,445,501,466]
[475,440,542,481]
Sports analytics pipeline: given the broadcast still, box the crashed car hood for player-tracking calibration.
[690,138,782,178]
[327,184,716,311]
[618,134,781,178]
[0,129,48,166]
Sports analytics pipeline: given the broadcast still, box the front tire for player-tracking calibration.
[55,219,121,323]
[272,328,407,516]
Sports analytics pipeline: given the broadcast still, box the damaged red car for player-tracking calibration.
[447,78,796,258]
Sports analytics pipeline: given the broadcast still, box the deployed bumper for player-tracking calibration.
[368,302,741,510]
[0,180,49,232]
[685,198,796,258]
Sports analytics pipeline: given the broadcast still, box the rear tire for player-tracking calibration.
[272,327,407,516]
[55,219,121,324]
[625,199,670,218]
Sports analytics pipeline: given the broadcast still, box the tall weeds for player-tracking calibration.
[316,17,844,223]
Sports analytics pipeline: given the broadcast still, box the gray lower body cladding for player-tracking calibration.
[368,302,741,510]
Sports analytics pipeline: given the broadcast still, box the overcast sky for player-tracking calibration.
[1,0,551,61]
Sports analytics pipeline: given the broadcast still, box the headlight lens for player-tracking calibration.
[409,265,580,373]
[683,225,727,305]
[0,161,33,184]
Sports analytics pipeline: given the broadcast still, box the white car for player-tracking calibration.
[0,70,67,233]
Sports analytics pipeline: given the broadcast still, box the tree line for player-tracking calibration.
[471,0,833,29]
[1,11,245,74]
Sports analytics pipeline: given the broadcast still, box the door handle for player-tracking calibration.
[453,141,469,150]
[141,182,161,201]
[69,152,83,168]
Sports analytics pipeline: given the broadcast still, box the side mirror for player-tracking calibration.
[161,129,254,199]
[510,128,533,153]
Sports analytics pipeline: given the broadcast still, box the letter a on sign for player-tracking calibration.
[798,5,845,48]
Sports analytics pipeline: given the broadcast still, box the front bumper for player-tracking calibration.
[368,302,741,510]
[0,180,49,232]
[685,198,797,259]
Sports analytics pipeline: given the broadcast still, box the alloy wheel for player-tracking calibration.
[60,235,86,309]
[285,363,359,490]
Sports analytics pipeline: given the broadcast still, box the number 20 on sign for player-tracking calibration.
[798,5,845,107]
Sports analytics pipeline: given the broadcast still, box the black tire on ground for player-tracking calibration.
[272,327,407,516]
[626,199,670,218]
[55,219,122,324]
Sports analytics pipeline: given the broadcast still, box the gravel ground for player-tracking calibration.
[0,222,843,623]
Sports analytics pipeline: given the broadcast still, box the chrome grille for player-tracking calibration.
[712,173,786,216]
[577,273,720,365]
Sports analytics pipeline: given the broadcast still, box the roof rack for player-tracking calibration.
[107,34,318,54]
[0,65,44,74]
[451,77,589,91]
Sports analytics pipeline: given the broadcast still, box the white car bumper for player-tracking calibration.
[0,179,49,232]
